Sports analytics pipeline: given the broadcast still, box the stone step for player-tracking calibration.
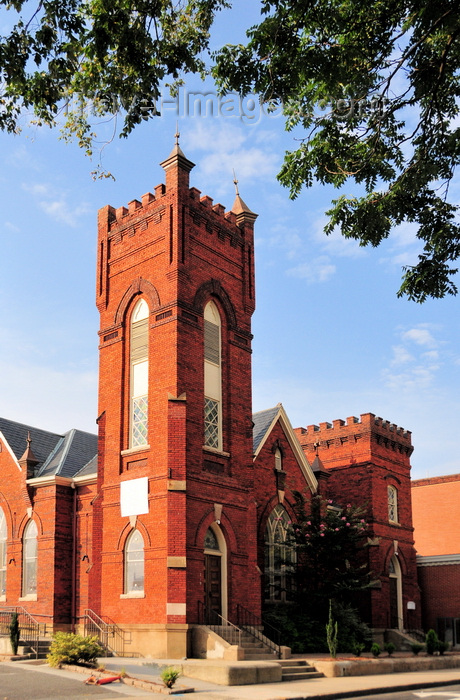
[276,659,325,682]
[278,659,310,667]
[241,642,267,651]
[282,671,324,681]
[243,646,274,655]
[282,665,319,674]
[244,653,279,661]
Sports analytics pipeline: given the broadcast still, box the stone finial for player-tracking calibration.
[19,431,40,478]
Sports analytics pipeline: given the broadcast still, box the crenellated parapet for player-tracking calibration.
[97,182,252,255]
[294,412,413,463]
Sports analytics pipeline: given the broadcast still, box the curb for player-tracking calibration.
[283,677,460,700]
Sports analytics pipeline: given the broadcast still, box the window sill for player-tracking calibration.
[203,446,230,458]
[120,592,145,599]
[19,595,37,601]
[121,446,150,456]
[389,521,401,526]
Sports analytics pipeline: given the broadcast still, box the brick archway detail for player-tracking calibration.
[193,280,237,330]
[114,278,161,325]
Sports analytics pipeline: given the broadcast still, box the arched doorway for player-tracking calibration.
[204,524,227,621]
[389,555,403,630]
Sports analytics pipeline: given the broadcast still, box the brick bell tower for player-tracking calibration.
[93,139,259,657]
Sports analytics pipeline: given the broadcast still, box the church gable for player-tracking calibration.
[253,404,317,498]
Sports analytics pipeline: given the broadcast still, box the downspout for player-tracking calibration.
[71,481,77,633]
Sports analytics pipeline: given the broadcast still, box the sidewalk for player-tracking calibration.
[97,655,460,700]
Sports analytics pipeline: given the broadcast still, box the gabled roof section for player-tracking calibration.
[253,405,280,455]
[74,454,98,478]
[37,429,98,478]
[0,417,97,480]
[0,417,62,470]
[253,404,318,494]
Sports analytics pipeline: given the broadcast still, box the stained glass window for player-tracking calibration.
[388,485,398,523]
[204,302,222,450]
[264,505,296,602]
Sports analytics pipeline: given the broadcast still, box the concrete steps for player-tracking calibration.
[21,637,52,659]
[277,659,324,681]
[240,635,278,661]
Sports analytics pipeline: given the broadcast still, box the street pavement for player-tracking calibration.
[1,655,460,700]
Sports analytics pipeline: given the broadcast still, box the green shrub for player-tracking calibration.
[9,612,20,655]
[410,643,424,655]
[425,629,439,656]
[47,632,103,668]
[263,601,372,654]
[371,643,381,657]
[384,642,396,656]
[437,640,449,655]
[352,642,365,657]
[160,667,180,688]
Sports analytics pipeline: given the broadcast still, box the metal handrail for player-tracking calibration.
[236,603,281,658]
[0,606,42,658]
[197,602,242,647]
[83,609,126,656]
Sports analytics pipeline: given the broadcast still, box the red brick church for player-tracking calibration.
[0,143,421,657]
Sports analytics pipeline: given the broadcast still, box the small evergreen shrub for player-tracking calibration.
[160,667,180,688]
[352,642,365,657]
[437,640,449,655]
[410,643,424,655]
[425,629,439,656]
[384,642,396,656]
[47,632,103,668]
[371,643,381,657]
[9,612,20,655]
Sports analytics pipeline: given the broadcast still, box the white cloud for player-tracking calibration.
[4,221,20,232]
[312,216,367,259]
[390,345,414,366]
[22,182,90,226]
[402,327,437,347]
[287,257,336,283]
[382,324,443,392]
[182,121,279,197]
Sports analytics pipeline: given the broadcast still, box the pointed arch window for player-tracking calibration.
[0,508,6,596]
[264,505,296,602]
[204,301,222,450]
[130,299,149,448]
[124,529,144,595]
[22,520,37,597]
[388,485,398,523]
[274,448,282,471]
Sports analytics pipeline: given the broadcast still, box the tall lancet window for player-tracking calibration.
[22,520,38,597]
[130,299,149,448]
[204,301,222,450]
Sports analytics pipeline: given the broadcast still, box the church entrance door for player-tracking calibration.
[389,554,403,629]
[204,554,222,620]
[389,577,399,628]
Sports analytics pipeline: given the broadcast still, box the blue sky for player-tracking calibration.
[0,1,459,480]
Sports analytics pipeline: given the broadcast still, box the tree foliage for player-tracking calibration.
[0,0,226,163]
[213,0,460,302]
[1,0,460,300]
[289,493,372,604]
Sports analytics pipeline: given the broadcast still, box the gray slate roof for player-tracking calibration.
[0,417,97,479]
[252,405,281,454]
